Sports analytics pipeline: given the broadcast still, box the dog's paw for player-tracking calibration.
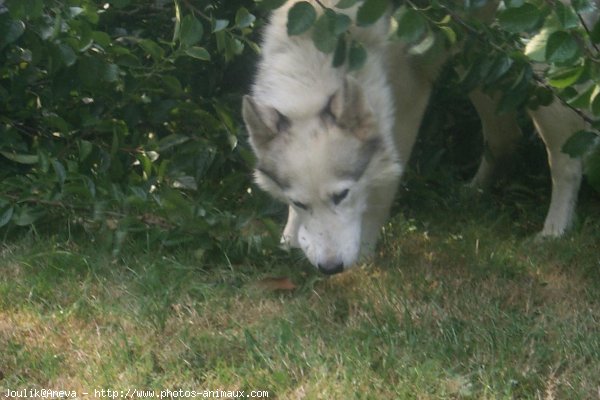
[534,228,564,242]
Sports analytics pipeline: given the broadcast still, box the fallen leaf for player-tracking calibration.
[255,276,297,291]
[139,213,175,229]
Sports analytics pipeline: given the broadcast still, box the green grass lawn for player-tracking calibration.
[1,179,599,399]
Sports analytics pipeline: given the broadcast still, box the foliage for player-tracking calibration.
[2,0,600,260]
[0,0,285,260]
[284,0,600,189]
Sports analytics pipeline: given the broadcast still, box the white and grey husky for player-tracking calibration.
[243,0,587,274]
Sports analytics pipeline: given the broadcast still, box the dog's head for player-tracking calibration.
[243,77,401,274]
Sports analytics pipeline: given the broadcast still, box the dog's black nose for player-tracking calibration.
[317,262,344,275]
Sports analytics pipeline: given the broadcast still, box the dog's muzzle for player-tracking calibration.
[317,262,344,275]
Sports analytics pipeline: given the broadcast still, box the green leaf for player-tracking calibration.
[547,64,584,88]
[590,19,600,43]
[12,206,44,226]
[52,159,67,187]
[439,26,457,45]
[213,102,236,136]
[185,46,211,60]
[79,140,93,161]
[566,84,594,108]
[218,34,243,61]
[173,0,182,43]
[459,61,485,91]
[92,31,112,47]
[235,7,256,29]
[45,114,70,133]
[77,56,102,87]
[336,0,359,8]
[212,19,230,33]
[504,0,524,7]
[103,63,119,82]
[584,147,600,191]
[69,6,85,18]
[58,43,77,67]
[0,19,25,47]
[356,0,388,27]
[408,30,436,55]
[111,0,131,8]
[138,153,153,179]
[7,0,43,19]
[138,39,164,60]
[287,2,317,36]
[162,75,183,96]
[509,62,533,91]
[158,134,190,152]
[348,40,367,71]
[554,1,579,29]
[0,206,14,228]
[395,7,427,44]
[571,0,595,13]
[534,86,554,106]
[311,12,337,53]
[259,0,288,10]
[82,4,99,24]
[333,36,347,68]
[498,3,543,33]
[497,64,532,113]
[545,30,580,63]
[215,30,226,53]
[180,14,204,47]
[38,150,49,173]
[465,0,491,9]
[590,85,600,115]
[0,151,39,164]
[562,130,598,157]
[484,55,514,84]
[333,13,352,35]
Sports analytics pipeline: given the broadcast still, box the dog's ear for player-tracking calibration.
[242,95,290,154]
[323,76,375,140]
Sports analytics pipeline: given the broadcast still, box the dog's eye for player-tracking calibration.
[292,200,309,211]
[332,189,349,205]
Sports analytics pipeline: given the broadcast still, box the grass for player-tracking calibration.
[1,175,600,399]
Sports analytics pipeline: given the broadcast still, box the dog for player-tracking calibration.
[242,0,587,274]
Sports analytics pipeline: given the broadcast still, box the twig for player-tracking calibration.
[435,2,597,125]
[576,11,600,54]
[180,0,211,22]
[314,0,328,9]
[532,75,595,125]
[542,0,600,54]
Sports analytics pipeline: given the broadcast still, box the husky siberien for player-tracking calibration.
[243,0,586,274]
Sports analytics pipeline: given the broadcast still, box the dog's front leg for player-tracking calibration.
[280,205,301,249]
[360,182,399,259]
